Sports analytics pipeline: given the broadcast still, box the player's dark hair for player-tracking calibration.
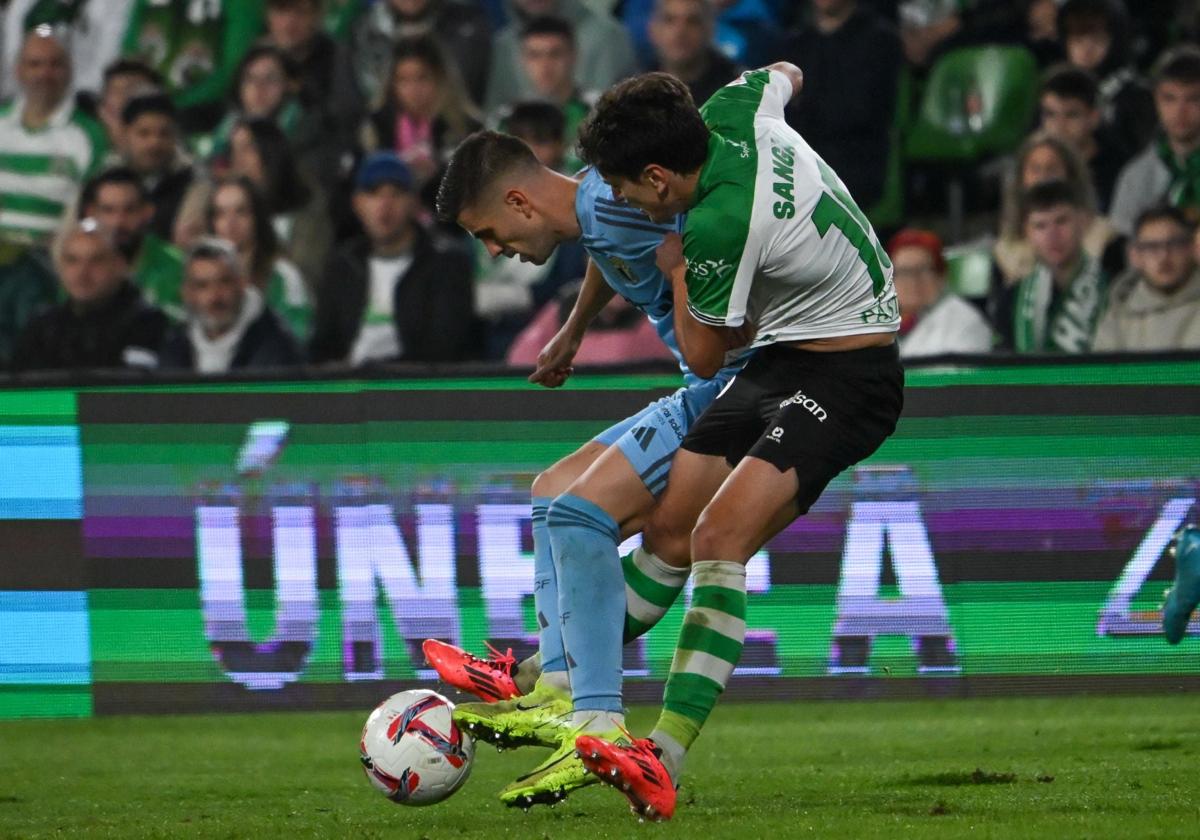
[436,130,542,223]
[502,101,566,143]
[1020,179,1085,224]
[1133,205,1193,237]
[1040,64,1098,109]
[576,72,709,181]
[102,58,163,91]
[78,167,148,217]
[520,14,575,46]
[1154,45,1200,88]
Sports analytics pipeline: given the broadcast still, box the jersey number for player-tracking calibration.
[810,162,891,297]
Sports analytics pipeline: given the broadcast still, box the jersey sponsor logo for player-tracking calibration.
[779,389,828,423]
[685,257,734,281]
[860,295,900,325]
[771,143,797,219]
[724,137,751,159]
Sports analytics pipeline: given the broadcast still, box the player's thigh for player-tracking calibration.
[564,388,697,527]
[531,440,608,499]
[692,456,802,564]
[642,447,732,567]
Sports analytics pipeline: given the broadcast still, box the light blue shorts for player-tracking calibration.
[593,377,729,497]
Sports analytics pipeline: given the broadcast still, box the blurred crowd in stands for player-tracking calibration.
[1,0,1199,377]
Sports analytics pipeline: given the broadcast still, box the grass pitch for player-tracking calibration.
[1,695,1197,839]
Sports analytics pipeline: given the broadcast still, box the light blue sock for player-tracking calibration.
[548,493,625,713]
[531,496,567,674]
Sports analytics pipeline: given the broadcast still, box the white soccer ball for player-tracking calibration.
[359,689,475,805]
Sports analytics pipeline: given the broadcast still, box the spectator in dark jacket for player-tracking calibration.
[309,152,475,365]
[159,238,302,372]
[782,0,902,210]
[265,0,339,108]
[1038,64,1131,212]
[1059,0,1155,155]
[120,94,196,242]
[648,0,744,109]
[11,219,168,372]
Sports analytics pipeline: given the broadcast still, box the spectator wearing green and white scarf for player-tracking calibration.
[1111,46,1200,237]
[1002,180,1109,354]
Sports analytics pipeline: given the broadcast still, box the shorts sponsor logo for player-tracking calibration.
[767,426,785,442]
[780,389,828,423]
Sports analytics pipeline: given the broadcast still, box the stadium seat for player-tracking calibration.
[905,45,1039,162]
[943,242,994,300]
[905,46,1039,240]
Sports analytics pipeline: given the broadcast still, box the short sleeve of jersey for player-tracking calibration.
[699,68,793,137]
[682,203,754,327]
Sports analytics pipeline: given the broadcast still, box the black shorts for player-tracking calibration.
[681,342,904,513]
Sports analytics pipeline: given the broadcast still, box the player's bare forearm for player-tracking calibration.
[763,62,804,100]
[562,259,616,341]
[529,260,615,387]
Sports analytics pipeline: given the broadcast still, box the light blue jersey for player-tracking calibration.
[574,168,751,495]
[575,168,749,387]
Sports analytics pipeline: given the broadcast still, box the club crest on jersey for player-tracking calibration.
[608,256,636,285]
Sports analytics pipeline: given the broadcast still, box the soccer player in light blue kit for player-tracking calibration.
[425,130,752,806]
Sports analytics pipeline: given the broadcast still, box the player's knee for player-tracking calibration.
[531,467,565,500]
[643,514,692,568]
[691,511,752,564]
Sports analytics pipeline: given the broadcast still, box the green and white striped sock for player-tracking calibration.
[650,561,746,780]
[622,546,689,643]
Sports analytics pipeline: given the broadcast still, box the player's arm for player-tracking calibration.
[762,62,804,102]
[656,233,749,380]
[528,258,616,387]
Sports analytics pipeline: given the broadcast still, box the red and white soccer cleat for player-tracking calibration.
[422,638,521,702]
[575,731,677,821]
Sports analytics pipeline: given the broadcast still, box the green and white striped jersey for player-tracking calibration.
[0,97,106,247]
[683,69,900,346]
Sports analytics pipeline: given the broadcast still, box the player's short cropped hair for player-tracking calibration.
[1020,179,1085,224]
[436,130,542,223]
[1133,205,1193,238]
[1154,45,1200,88]
[1040,64,1099,109]
[521,14,575,46]
[577,72,710,181]
[78,167,148,217]
[501,101,566,143]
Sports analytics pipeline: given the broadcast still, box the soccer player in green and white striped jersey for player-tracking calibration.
[571,66,904,820]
